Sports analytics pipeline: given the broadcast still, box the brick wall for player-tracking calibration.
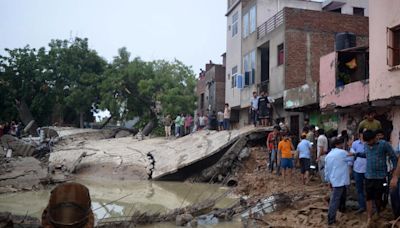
[284,8,369,89]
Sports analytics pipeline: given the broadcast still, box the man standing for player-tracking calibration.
[223,104,231,130]
[198,113,206,130]
[180,114,185,136]
[267,126,281,174]
[307,125,316,162]
[362,130,397,225]
[297,133,312,185]
[184,114,193,135]
[390,148,400,218]
[358,111,382,132]
[317,128,329,182]
[350,129,367,213]
[278,134,294,184]
[250,92,259,127]
[325,137,353,225]
[163,115,172,139]
[174,114,181,137]
[217,110,224,131]
[257,91,270,127]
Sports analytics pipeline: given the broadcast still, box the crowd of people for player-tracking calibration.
[265,111,400,226]
[162,103,232,139]
[250,91,275,127]
[0,121,23,138]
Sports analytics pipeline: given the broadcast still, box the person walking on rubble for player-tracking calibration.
[267,125,281,174]
[278,133,295,183]
[361,130,397,226]
[325,137,353,225]
[297,133,312,185]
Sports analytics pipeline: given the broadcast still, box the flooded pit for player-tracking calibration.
[0,178,242,227]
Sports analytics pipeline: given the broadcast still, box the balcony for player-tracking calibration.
[257,10,284,39]
[319,47,369,111]
[284,82,318,110]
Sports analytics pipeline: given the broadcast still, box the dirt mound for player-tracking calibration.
[234,147,399,227]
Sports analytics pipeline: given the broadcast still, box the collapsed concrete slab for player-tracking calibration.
[49,126,271,182]
[0,157,47,192]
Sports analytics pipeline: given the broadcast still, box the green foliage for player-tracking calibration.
[100,48,196,123]
[0,38,105,126]
[0,39,196,129]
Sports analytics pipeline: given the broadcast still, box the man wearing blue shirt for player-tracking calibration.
[350,128,367,213]
[362,130,398,225]
[325,137,353,225]
[297,133,312,185]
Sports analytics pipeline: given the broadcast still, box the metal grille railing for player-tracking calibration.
[257,10,284,39]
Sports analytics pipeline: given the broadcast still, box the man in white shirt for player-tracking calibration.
[250,92,259,127]
[325,137,353,225]
[317,128,329,182]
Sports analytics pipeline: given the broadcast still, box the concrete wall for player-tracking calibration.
[225,2,242,108]
[323,0,369,16]
[268,28,285,99]
[369,0,400,101]
[257,0,321,26]
[319,52,369,110]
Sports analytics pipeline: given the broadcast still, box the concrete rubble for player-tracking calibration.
[0,126,271,194]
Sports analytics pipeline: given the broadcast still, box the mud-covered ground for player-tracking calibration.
[235,147,399,228]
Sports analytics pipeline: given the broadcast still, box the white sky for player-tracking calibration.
[0,0,227,74]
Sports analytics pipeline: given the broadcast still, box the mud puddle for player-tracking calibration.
[0,178,241,227]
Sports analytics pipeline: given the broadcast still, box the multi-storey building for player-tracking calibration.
[225,0,368,135]
[196,57,226,116]
[318,0,400,148]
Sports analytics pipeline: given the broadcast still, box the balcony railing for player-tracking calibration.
[257,10,284,39]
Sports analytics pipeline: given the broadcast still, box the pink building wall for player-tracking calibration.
[369,0,400,101]
[319,52,369,110]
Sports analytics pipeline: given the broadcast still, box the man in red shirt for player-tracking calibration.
[267,126,281,174]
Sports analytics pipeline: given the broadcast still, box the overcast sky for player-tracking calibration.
[0,0,227,75]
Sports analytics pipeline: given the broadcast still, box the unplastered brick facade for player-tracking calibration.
[284,8,369,90]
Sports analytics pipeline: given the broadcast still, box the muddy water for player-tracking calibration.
[0,179,242,227]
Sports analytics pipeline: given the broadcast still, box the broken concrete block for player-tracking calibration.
[1,135,36,157]
[115,130,131,138]
[175,213,193,226]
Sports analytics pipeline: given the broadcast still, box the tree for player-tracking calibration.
[99,47,196,134]
[0,37,106,128]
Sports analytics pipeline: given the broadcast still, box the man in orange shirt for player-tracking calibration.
[278,133,295,184]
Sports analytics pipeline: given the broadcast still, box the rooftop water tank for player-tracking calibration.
[335,32,356,51]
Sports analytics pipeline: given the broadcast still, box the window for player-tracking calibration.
[249,6,256,33]
[388,25,400,67]
[231,65,238,88]
[353,7,364,16]
[243,13,249,37]
[277,43,284,66]
[232,12,239,37]
[243,5,256,38]
[243,50,256,86]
